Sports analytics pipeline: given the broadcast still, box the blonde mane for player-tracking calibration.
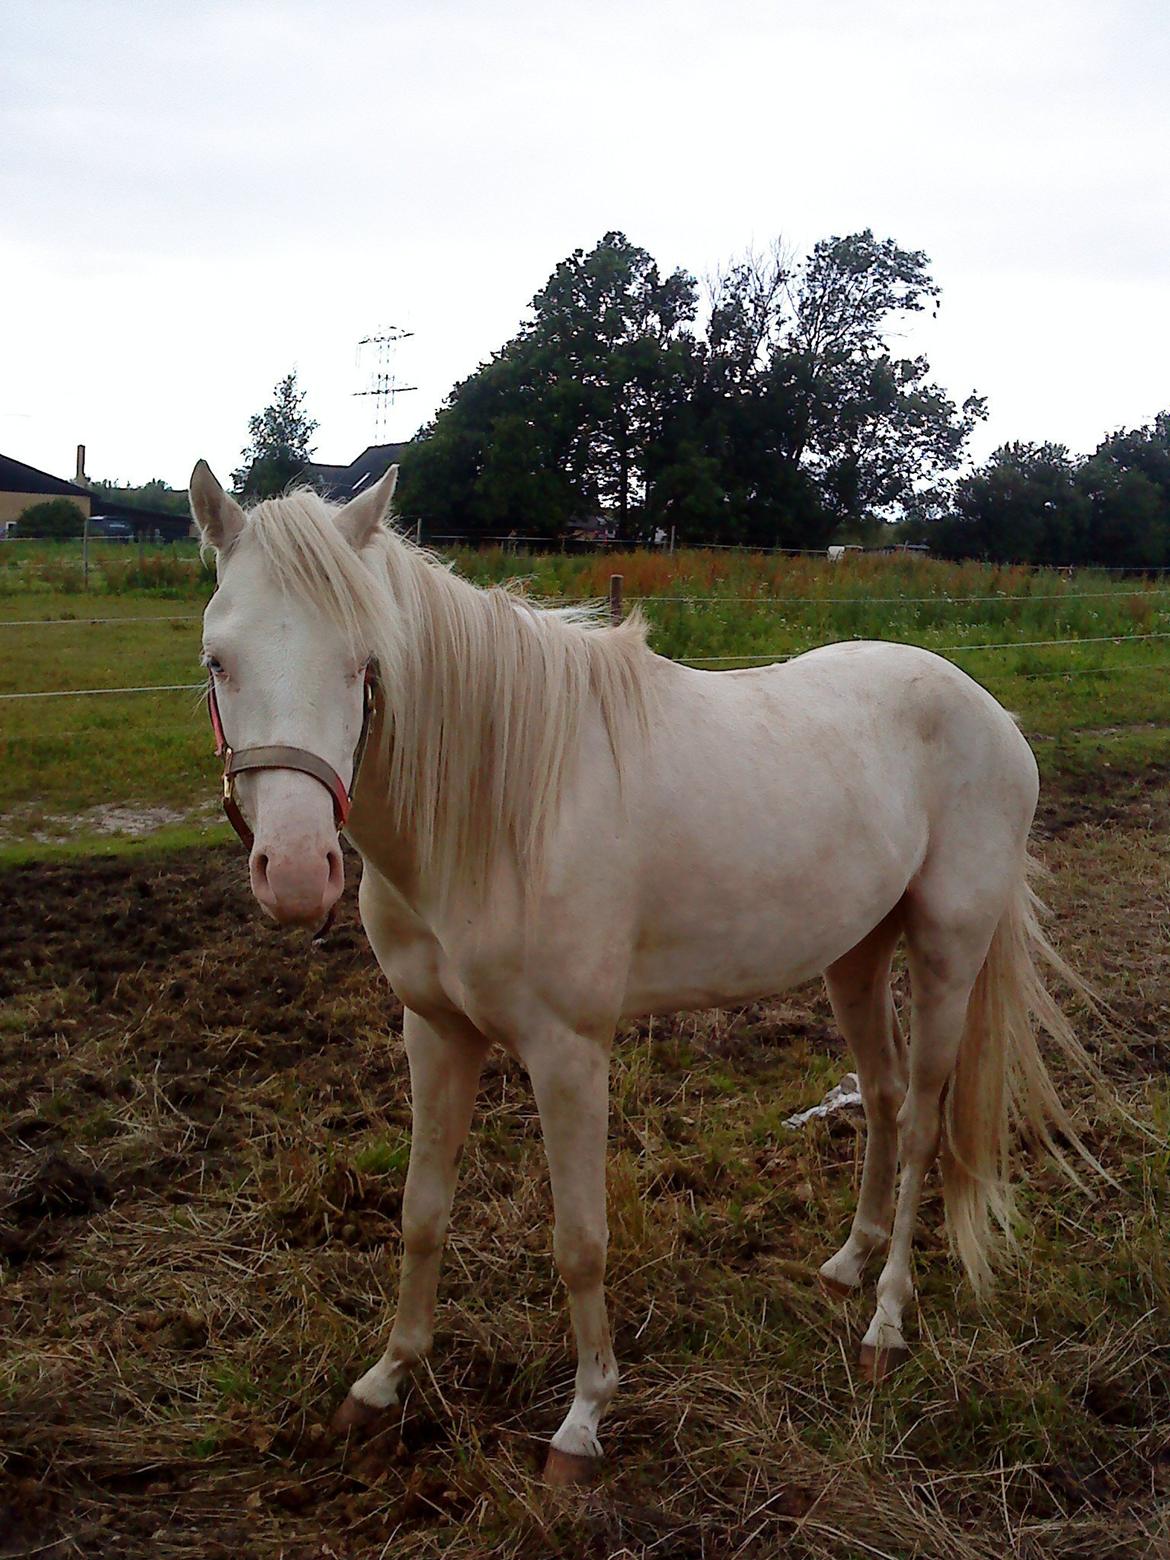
[241,489,651,902]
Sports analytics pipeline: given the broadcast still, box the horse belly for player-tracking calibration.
[622,714,926,1017]
[623,853,911,1015]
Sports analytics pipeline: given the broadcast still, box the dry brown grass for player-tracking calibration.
[1,772,1168,1558]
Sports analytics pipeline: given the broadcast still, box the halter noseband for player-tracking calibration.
[207,666,377,853]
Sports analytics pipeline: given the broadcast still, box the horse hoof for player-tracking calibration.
[818,1272,856,1301]
[543,1447,600,1487]
[858,1342,910,1382]
[332,1392,387,1435]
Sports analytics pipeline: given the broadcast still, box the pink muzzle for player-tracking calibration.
[207,668,376,932]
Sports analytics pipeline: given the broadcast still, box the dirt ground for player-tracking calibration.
[1,773,1168,1559]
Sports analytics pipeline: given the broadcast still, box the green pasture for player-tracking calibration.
[2,548,1169,857]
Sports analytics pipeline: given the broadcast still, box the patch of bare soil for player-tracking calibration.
[1,768,1168,1558]
[0,800,219,845]
[1033,757,1170,839]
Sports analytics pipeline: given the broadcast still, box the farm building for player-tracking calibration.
[0,445,193,540]
[304,442,407,502]
[0,449,94,526]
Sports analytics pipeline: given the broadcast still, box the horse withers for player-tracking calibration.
[190,461,1097,1484]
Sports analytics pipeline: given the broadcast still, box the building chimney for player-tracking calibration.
[75,444,87,485]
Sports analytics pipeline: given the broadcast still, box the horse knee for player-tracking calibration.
[897,1092,943,1163]
[864,1074,905,1121]
[554,1226,607,1291]
[401,1192,450,1258]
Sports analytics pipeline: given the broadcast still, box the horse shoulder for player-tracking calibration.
[357,867,455,1019]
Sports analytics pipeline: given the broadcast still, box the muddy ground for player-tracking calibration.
[1,774,1168,1559]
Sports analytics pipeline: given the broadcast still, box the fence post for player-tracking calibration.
[669,525,676,555]
[137,530,144,575]
[415,518,422,547]
[609,573,623,626]
[82,515,90,589]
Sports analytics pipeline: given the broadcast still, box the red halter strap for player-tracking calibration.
[207,668,376,853]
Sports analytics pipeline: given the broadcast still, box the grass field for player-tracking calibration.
[1,543,1169,1556]
[0,774,1167,1557]
[3,546,1170,855]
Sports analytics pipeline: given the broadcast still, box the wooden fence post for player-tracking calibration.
[82,515,90,589]
[609,573,623,626]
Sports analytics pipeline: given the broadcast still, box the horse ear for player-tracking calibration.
[335,464,398,550]
[189,461,245,551]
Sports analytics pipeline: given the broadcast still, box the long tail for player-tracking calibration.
[940,854,1104,1293]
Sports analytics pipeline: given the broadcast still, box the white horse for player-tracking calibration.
[190,462,1094,1484]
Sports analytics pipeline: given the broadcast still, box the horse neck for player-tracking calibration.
[346,704,426,895]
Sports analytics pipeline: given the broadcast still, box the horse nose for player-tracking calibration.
[251,841,344,927]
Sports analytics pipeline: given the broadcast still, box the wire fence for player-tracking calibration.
[12,589,1170,624]
[7,524,1170,570]
[4,574,1170,699]
[4,634,1170,701]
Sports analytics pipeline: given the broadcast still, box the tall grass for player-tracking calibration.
[451,548,1170,668]
[0,538,209,597]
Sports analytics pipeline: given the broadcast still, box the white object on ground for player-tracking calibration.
[783,1073,863,1128]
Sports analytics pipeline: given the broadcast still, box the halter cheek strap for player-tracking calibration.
[207,668,376,853]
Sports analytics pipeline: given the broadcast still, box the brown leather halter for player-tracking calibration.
[207,666,377,853]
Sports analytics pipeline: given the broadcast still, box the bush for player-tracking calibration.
[101,551,214,596]
[17,498,87,538]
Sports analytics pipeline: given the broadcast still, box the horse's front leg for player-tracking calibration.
[523,1031,618,1485]
[335,1007,487,1430]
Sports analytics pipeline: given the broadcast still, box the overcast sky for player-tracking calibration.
[3,0,1167,491]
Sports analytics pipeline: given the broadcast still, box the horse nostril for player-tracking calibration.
[253,851,270,885]
[326,847,343,888]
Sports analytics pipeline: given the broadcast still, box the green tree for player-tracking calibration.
[525,232,699,531]
[16,497,86,537]
[399,230,981,548]
[941,443,1090,563]
[91,477,189,516]
[232,371,319,500]
[1077,414,1170,568]
[397,234,699,538]
[399,349,581,538]
[705,231,985,535]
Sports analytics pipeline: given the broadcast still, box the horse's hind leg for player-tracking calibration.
[860,889,1000,1379]
[819,909,907,1298]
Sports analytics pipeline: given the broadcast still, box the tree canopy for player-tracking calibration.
[238,236,1167,568]
[396,230,985,547]
[232,371,319,500]
[90,477,190,517]
[930,415,1170,567]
